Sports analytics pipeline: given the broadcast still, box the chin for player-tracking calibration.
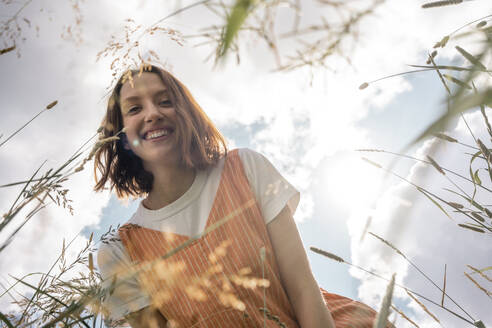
[144,153,180,167]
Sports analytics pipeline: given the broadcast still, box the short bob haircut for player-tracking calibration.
[93,65,228,199]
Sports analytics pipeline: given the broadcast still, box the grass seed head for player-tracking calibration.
[433,133,457,143]
[458,224,485,233]
[476,21,487,28]
[464,272,492,297]
[427,155,445,175]
[422,0,463,9]
[46,100,58,110]
[471,212,485,222]
[448,202,464,209]
[310,247,344,262]
[406,289,440,323]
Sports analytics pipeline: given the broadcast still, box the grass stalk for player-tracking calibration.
[310,247,477,326]
[368,232,474,321]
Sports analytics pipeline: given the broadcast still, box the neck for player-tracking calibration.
[143,165,196,210]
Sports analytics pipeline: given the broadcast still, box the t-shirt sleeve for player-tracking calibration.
[97,238,150,324]
[238,148,300,224]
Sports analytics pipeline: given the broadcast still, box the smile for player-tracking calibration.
[143,128,174,140]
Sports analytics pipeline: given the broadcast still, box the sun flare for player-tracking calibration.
[323,154,383,211]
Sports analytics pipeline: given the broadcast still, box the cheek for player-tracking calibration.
[121,122,141,147]
[126,133,142,149]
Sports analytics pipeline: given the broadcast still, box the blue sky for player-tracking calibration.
[1,1,491,327]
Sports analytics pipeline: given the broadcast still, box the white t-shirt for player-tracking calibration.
[97,148,300,322]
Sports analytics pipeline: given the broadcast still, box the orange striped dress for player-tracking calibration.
[118,149,391,327]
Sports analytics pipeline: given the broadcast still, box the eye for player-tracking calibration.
[127,106,140,114]
[159,100,172,107]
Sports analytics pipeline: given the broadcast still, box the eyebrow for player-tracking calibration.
[121,89,170,105]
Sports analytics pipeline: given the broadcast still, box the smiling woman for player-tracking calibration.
[93,65,393,328]
[94,66,225,199]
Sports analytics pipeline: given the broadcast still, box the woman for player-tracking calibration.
[95,65,389,327]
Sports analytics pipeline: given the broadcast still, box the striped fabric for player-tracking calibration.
[119,149,391,328]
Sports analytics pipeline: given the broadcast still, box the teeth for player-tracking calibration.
[146,129,170,140]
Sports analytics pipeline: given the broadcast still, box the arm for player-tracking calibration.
[267,205,335,328]
[126,306,168,328]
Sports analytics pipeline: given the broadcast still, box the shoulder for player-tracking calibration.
[236,147,266,161]
[232,148,300,224]
[236,148,271,170]
[235,148,283,179]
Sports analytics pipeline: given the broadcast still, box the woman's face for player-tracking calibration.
[119,72,179,170]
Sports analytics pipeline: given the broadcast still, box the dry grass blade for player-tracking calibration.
[427,155,445,174]
[467,265,492,282]
[480,106,492,137]
[422,0,463,9]
[362,67,454,87]
[0,45,16,55]
[443,188,492,231]
[88,253,94,274]
[443,74,472,89]
[441,264,447,306]
[359,148,492,194]
[429,54,451,95]
[2,160,46,231]
[464,273,492,298]
[373,274,395,328]
[0,105,53,148]
[471,169,482,186]
[361,157,382,169]
[391,305,419,328]
[369,231,477,321]
[458,223,485,233]
[368,232,405,257]
[455,46,487,71]
[309,247,344,262]
[417,187,454,221]
[360,216,372,242]
[409,64,487,73]
[9,274,69,308]
[405,290,441,324]
[477,139,491,163]
[433,133,457,143]
[310,246,476,325]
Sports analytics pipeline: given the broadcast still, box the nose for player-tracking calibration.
[144,102,164,123]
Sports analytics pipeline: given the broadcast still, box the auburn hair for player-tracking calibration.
[93,65,228,198]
